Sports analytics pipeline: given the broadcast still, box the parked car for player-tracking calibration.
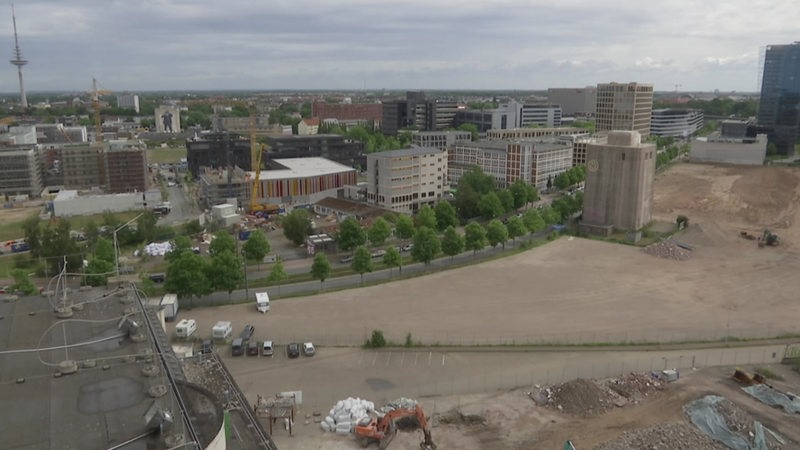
[240,324,255,341]
[262,340,274,357]
[286,342,300,358]
[340,255,354,264]
[402,243,414,252]
[232,338,244,356]
[247,341,259,356]
[303,342,316,356]
[200,339,214,354]
[371,249,386,258]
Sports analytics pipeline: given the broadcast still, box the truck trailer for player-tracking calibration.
[161,294,179,321]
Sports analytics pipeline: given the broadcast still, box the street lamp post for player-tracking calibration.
[114,212,145,283]
[241,249,249,299]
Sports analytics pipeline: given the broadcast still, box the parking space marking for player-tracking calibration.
[357,352,363,366]
[372,353,377,366]
[414,353,419,366]
[442,353,446,366]
[400,352,405,366]
[385,353,391,366]
[428,352,432,366]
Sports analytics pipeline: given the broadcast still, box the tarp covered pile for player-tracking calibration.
[321,397,375,434]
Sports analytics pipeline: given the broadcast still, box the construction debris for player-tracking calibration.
[643,240,692,261]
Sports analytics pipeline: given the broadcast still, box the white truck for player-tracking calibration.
[212,321,233,340]
[256,291,270,313]
[161,294,179,321]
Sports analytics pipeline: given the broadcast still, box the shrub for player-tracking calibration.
[405,332,413,347]
[365,329,386,348]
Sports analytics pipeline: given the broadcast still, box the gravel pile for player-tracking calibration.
[643,240,692,261]
[592,422,728,450]
[713,398,794,449]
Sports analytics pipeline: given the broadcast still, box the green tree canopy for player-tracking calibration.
[84,258,114,287]
[440,226,464,261]
[94,237,115,264]
[464,222,487,254]
[509,180,531,210]
[310,252,332,287]
[395,215,415,241]
[457,123,479,141]
[540,205,562,225]
[209,231,236,257]
[242,229,270,264]
[434,201,459,231]
[367,217,392,246]
[167,235,193,262]
[337,217,367,252]
[498,189,515,213]
[282,209,313,246]
[10,269,38,295]
[136,211,158,243]
[267,259,288,284]
[522,209,545,234]
[351,246,373,283]
[165,251,212,301]
[411,226,440,265]
[478,192,504,219]
[207,249,243,296]
[486,219,509,248]
[383,246,402,275]
[505,216,527,244]
[415,205,437,230]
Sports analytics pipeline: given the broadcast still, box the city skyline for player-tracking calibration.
[2,0,798,94]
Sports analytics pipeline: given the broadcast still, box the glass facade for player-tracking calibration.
[758,43,800,155]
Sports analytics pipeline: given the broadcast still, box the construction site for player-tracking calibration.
[172,161,800,449]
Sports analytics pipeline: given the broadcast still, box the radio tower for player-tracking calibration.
[10,3,28,109]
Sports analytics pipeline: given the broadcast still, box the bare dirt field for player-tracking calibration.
[176,162,800,449]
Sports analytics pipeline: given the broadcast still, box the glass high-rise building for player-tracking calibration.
[757,42,800,156]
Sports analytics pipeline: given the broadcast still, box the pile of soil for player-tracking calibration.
[712,397,795,449]
[604,372,665,402]
[544,378,616,417]
[643,240,692,260]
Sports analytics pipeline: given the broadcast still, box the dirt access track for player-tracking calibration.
[181,162,800,449]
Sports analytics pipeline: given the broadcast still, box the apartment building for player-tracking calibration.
[595,82,654,137]
[105,139,148,193]
[559,134,608,167]
[485,127,589,140]
[366,147,447,214]
[116,93,140,113]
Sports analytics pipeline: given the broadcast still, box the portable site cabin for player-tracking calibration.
[256,291,270,313]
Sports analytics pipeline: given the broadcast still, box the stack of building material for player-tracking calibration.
[321,397,375,434]
[143,241,173,256]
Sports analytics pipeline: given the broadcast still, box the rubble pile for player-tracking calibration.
[541,378,616,417]
[643,240,692,261]
[321,397,375,434]
[592,422,728,450]
[604,372,664,403]
[382,397,418,413]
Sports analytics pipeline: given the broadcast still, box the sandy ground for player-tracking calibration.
[172,162,800,449]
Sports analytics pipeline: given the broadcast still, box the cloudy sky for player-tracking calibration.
[2,0,798,94]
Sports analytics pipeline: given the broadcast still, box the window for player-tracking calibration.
[621,153,625,161]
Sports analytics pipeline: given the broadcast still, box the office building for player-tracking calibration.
[595,82,654,137]
[548,87,598,116]
[186,132,252,178]
[0,145,41,197]
[116,93,140,113]
[366,147,447,214]
[559,133,608,167]
[690,133,767,165]
[381,100,408,135]
[456,101,562,133]
[381,92,458,134]
[650,109,704,138]
[581,131,656,237]
[757,42,800,155]
[411,130,472,150]
[312,102,383,124]
[485,127,589,141]
[251,157,357,206]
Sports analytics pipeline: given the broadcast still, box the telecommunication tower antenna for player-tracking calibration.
[9,3,29,109]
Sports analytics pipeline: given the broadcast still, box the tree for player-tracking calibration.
[383,246,402,276]
[351,246,373,284]
[509,180,531,210]
[367,217,391,246]
[242,230,270,266]
[395,215,415,241]
[84,258,114,286]
[94,237,115,264]
[209,231,236,257]
[411,226,440,264]
[166,235,193,262]
[22,214,42,257]
[183,219,204,236]
[440,226,464,261]
[38,219,82,275]
[310,252,332,289]
[136,211,158,243]
[522,209,546,234]
[282,209,313,246]
[10,269,38,295]
[165,251,212,304]
[337,217,366,252]
[267,259,289,295]
[486,219,509,248]
[506,216,527,245]
[415,204,437,230]
[464,222,487,254]
[478,192,504,219]
[540,205,561,225]
[207,249,243,299]
[455,166,496,219]
[457,123,479,141]
[554,172,571,190]
[498,189,515,213]
[434,201,458,231]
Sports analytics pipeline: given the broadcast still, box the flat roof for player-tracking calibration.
[250,157,355,180]
[372,146,443,158]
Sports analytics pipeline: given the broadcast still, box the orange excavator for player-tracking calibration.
[354,405,436,450]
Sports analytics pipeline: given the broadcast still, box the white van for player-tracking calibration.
[175,319,197,338]
[262,340,274,357]
[256,292,270,313]
[212,321,233,340]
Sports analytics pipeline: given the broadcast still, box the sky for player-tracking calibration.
[2,0,798,94]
